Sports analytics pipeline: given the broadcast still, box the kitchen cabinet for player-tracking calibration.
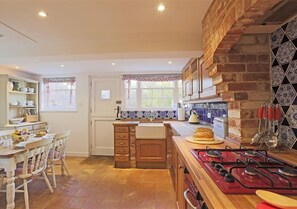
[198,57,216,99]
[182,61,192,101]
[136,139,166,168]
[114,124,130,167]
[181,56,217,102]
[191,58,200,100]
[0,75,39,129]
[4,122,47,134]
[176,154,186,209]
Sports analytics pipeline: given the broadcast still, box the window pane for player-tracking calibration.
[142,99,152,108]
[163,89,173,97]
[152,99,162,107]
[126,89,137,99]
[125,80,137,88]
[162,98,173,107]
[152,89,162,98]
[178,80,182,88]
[162,81,174,88]
[142,89,152,98]
[42,77,76,111]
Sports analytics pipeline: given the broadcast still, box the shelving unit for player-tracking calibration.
[0,74,40,129]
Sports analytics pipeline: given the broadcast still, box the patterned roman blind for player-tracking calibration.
[122,73,182,82]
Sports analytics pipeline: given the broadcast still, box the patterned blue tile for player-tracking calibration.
[271,16,297,150]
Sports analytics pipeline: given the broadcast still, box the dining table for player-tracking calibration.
[0,136,47,209]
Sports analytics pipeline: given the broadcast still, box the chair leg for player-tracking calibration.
[51,163,57,189]
[61,158,70,176]
[42,171,53,193]
[23,179,29,209]
[0,175,4,189]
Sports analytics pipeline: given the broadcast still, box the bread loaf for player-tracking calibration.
[193,128,214,140]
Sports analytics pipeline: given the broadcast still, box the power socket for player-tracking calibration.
[207,112,211,118]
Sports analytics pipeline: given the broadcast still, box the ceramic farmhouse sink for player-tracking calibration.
[136,123,166,139]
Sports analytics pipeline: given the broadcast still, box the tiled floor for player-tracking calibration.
[0,156,177,209]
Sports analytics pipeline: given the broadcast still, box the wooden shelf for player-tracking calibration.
[9,105,36,108]
[8,91,36,95]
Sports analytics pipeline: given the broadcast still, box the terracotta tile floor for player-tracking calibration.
[0,156,177,209]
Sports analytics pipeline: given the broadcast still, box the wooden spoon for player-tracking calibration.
[256,190,297,209]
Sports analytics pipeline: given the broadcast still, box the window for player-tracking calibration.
[41,77,76,111]
[122,74,182,111]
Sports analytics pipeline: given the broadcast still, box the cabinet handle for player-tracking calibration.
[184,189,198,209]
[178,164,183,169]
[119,143,124,145]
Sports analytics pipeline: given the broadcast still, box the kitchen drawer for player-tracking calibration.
[115,146,129,154]
[33,123,46,129]
[115,140,129,147]
[115,154,129,162]
[17,126,32,131]
[115,126,129,133]
[115,133,129,140]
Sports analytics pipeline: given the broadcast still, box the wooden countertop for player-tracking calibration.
[169,121,297,209]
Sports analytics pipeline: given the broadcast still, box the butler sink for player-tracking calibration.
[136,123,166,139]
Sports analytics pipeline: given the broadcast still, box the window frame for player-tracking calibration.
[40,77,77,112]
[122,80,181,111]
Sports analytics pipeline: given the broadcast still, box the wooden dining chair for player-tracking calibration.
[48,130,71,188]
[1,137,54,209]
[0,130,14,188]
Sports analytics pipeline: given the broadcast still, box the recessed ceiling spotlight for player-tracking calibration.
[111,62,116,66]
[15,66,19,69]
[60,64,65,67]
[168,61,172,64]
[158,4,165,12]
[38,11,48,17]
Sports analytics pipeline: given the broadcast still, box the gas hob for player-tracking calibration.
[190,146,297,194]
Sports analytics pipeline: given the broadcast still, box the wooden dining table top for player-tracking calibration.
[0,135,49,158]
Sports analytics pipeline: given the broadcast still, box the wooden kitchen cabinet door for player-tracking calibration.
[199,56,216,99]
[177,155,186,209]
[136,139,166,162]
[191,58,200,100]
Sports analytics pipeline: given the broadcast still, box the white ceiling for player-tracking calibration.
[0,0,212,75]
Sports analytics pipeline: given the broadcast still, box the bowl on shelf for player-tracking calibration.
[9,117,24,124]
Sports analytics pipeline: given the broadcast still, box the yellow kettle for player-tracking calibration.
[188,109,199,124]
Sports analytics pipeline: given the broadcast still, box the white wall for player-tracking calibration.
[1,67,120,157]
[0,67,38,80]
[40,73,90,157]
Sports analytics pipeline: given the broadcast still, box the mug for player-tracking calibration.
[20,87,27,92]
[29,88,34,93]
[20,100,27,106]
[27,101,34,106]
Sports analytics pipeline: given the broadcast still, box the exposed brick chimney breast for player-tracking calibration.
[202,0,282,144]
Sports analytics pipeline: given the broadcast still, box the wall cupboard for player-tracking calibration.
[182,56,217,102]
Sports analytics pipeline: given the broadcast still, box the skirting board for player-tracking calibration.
[66,152,89,157]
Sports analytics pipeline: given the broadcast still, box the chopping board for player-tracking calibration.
[256,190,297,209]
[185,136,224,145]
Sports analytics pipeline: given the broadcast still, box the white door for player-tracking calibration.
[89,77,120,155]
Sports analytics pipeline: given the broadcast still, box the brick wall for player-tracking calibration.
[202,0,282,144]
[213,34,271,143]
[203,0,281,69]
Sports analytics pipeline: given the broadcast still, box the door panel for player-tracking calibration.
[91,77,120,117]
[89,77,120,155]
[90,118,115,155]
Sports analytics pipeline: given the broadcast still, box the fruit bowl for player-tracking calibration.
[9,117,24,124]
